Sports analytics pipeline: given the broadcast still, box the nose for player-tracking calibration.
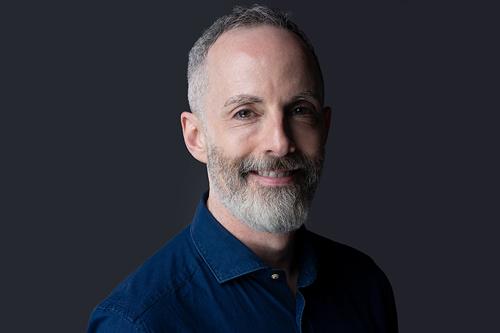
[262,113,296,157]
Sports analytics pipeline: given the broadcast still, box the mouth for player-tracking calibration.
[247,169,299,186]
[251,169,296,177]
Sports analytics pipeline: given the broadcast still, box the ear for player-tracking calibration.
[180,111,208,164]
[321,106,332,144]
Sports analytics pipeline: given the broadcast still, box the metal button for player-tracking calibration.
[271,273,280,280]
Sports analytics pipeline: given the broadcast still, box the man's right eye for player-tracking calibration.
[234,109,254,119]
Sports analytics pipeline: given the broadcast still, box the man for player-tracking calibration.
[88,4,398,332]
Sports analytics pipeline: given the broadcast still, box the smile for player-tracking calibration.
[248,169,298,186]
[253,170,294,178]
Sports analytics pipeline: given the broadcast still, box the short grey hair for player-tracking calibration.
[187,4,324,119]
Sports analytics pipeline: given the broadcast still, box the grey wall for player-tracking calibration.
[3,1,498,332]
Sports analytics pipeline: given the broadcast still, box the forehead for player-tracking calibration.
[204,25,321,103]
[209,25,308,62]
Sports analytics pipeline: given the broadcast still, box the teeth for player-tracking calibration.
[256,170,292,177]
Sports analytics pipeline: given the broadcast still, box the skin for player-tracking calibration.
[181,25,331,294]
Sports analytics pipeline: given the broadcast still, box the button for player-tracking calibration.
[271,273,280,280]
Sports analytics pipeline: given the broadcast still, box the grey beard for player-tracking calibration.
[206,145,324,234]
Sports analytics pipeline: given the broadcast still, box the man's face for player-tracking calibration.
[202,26,330,233]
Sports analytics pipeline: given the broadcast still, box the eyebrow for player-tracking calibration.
[224,94,263,108]
[291,90,321,103]
[223,90,321,109]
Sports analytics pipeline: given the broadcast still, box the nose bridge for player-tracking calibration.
[261,106,295,156]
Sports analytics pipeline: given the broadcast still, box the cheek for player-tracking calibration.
[209,124,259,156]
[290,123,324,154]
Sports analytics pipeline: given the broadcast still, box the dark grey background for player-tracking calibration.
[2,1,498,332]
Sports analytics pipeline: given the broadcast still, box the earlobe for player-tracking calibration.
[180,112,208,164]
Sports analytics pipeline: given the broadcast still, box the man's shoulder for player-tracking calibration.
[91,226,200,324]
[305,230,387,279]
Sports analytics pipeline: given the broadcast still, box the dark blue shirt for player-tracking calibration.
[88,194,398,332]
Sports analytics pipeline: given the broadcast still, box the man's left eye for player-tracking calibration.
[291,106,313,116]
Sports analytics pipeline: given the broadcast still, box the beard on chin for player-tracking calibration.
[206,144,324,234]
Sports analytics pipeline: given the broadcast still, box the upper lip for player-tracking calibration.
[252,167,299,172]
[251,169,298,177]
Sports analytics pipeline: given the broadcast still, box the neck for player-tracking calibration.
[207,190,300,292]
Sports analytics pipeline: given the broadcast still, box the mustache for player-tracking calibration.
[237,153,320,176]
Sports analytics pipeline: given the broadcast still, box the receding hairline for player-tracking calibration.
[208,24,314,57]
[187,5,325,117]
[204,25,324,99]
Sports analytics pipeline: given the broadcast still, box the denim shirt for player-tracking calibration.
[88,194,398,332]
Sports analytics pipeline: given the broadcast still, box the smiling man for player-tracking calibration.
[88,5,398,333]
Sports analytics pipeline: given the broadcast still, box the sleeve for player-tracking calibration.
[87,307,146,333]
[371,265,399,333]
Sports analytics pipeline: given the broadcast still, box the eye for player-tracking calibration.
[291,106,314,116]
[234,109,255,120]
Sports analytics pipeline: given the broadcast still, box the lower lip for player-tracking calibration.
[248,171,295,186]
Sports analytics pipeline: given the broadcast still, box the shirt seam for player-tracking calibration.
[133,262,201,321]
[99,264,201,331]
[96,304,150,333]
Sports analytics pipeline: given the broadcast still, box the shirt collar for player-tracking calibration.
[190,192,317,286]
